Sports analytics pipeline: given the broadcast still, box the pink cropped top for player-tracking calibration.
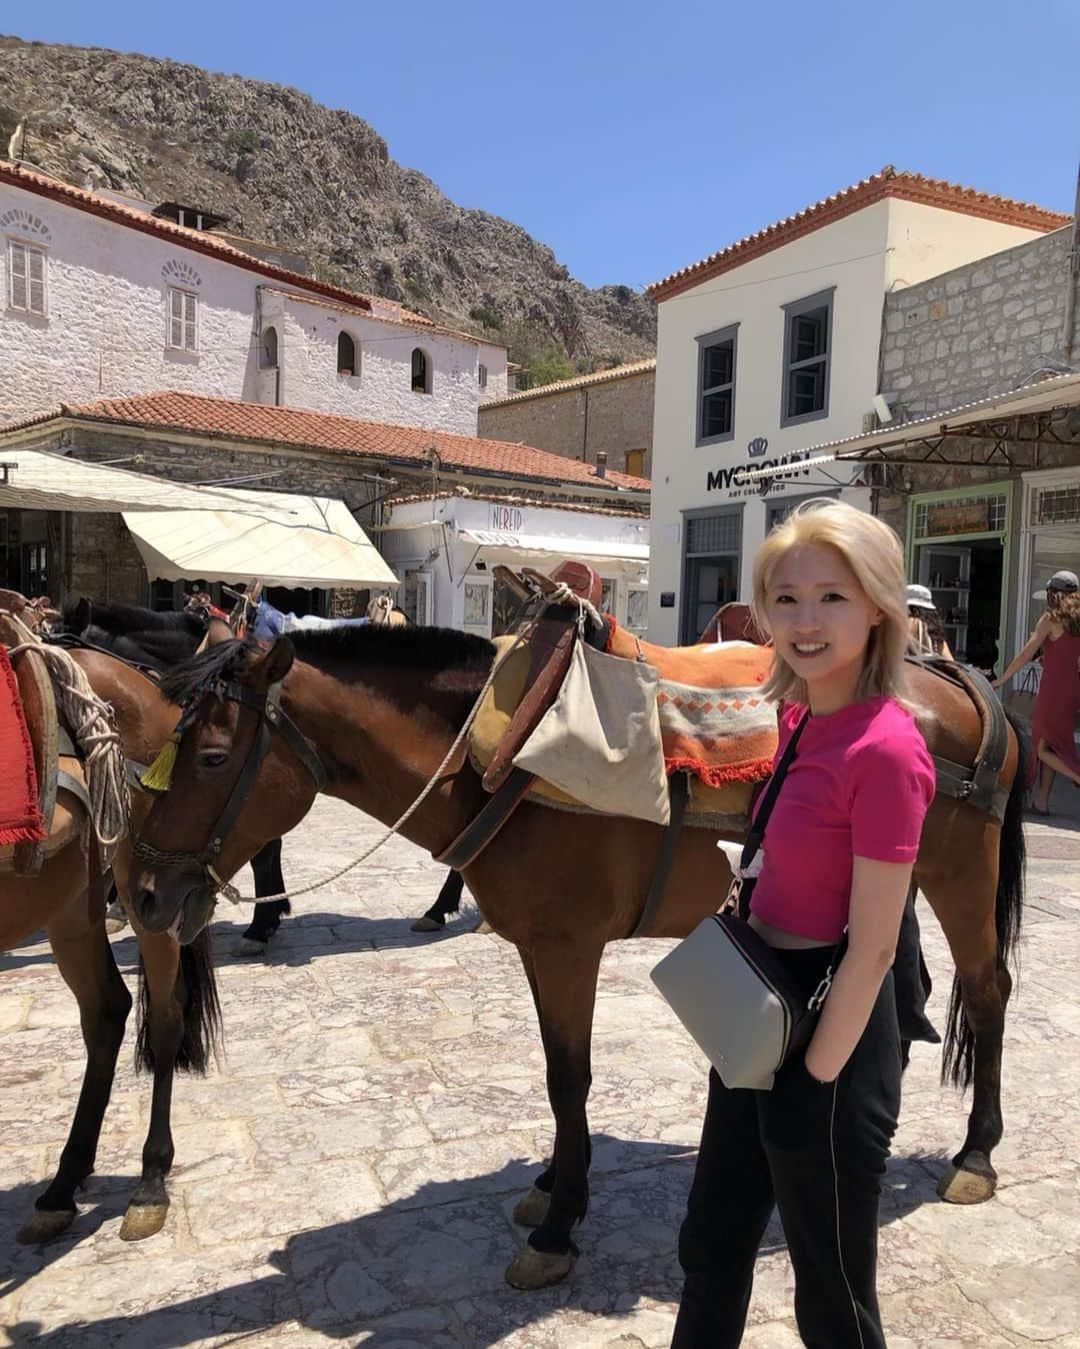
[748,697,936,942]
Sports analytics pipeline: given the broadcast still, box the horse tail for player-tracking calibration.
[136,928,223,1075]
[942,711,1027,1089]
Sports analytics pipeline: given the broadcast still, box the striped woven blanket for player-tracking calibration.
[605,621,777,787]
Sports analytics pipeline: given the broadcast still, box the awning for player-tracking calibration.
[458,527,649,566]
[0,447,300,518]
[123,493,397,589]
[744,370,1080,481]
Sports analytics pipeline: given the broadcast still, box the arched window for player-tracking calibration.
[337,331,357,377]
[411,347,431,394]
[260,325,278,369]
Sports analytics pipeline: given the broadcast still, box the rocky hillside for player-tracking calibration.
[0,35,655,378]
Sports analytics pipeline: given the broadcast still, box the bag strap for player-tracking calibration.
[740,709,810,872]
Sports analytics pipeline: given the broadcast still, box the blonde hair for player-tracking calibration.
[751,499,910,707]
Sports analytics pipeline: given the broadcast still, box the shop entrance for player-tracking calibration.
[681,507,742,643]
[907,484,1011,678]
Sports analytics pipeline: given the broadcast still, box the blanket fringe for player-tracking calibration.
[664,755,774,788]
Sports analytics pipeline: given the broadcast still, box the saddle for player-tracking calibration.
[0,606,92,875]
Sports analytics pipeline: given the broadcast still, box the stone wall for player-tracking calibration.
[880,227,1079,418]
[478,369,654,478]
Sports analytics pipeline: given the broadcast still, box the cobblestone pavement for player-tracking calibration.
[2,783,1079,1348]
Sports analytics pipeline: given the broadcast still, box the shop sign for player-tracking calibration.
[706,450,812,498]
[925,500,989,537]
[490,504,523,532]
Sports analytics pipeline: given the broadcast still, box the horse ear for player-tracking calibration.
[250,635,295,687]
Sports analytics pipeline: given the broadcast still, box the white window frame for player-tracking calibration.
[167,285,199,352]
[7,237,47,316]
[401,567,432,626]
[462,574,493,636]
[626,583,649,636]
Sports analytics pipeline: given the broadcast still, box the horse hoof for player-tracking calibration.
[231,935,268,957]
[472,917,493,935]
[938,1152,997,1205]
[17,1207,76,1244]
[119,1202,169,1241]
[505,1244,573,1290]
[410,915,445,933]
[512,1185,552,1228]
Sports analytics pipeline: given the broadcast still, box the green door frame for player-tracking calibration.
[904,481,1012,677]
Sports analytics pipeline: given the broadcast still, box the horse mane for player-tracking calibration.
[64,599,206,636]
[159,624,495,706]
[288,623,495,675]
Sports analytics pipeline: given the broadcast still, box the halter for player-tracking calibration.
[131,676,327,892]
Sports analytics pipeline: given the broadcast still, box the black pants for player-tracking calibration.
[673,950,902,1348]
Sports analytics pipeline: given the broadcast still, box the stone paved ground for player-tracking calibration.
[2,783,1079,1348]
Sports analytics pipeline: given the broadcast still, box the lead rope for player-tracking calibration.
[209,582,602,905]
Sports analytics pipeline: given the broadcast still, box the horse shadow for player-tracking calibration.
[2,1141,946,1347]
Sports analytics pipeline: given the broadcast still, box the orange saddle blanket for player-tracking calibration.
[0,646,44,845]
[605,621,777,787]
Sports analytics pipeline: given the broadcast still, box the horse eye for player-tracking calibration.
[198,749,230,770]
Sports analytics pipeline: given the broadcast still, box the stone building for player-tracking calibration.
[0,160,508,432]
[645,166,1068,644]
[0,390,647,622]
[478,359,655,479]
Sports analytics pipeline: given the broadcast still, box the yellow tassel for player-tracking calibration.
[140,733,179,793]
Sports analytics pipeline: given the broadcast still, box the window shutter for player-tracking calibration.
[27,247,45,315]
[183,291,197,350]
[169,288,184,348]
[9,242,28,310]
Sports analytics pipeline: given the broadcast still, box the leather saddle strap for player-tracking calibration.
[12,641,59,878]
[435,766,535,870]
[630,772,690,938]
[909,655,1009,822]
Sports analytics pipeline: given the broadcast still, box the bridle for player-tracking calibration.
[131,675,327,892]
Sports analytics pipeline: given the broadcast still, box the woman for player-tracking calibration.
[993,569,1080,814]
[673,500,935,1348]
[906,583,954,659]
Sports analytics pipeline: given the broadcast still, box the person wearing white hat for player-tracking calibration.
[906,583,954,660]
[994,569,1080,813]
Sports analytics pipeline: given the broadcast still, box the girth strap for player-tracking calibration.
[630,771,690,938]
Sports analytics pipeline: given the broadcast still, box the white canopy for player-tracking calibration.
[459,527,649,566]
[0,447,299,519]
[123,493,397,589]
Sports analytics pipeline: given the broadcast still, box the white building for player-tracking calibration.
[646,167,1067,643]
[379,493,649,636]
[0,160,507,433]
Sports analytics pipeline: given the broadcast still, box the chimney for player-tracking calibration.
[595,451,608,479]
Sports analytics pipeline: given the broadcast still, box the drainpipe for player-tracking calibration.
[1063,161,1080,362]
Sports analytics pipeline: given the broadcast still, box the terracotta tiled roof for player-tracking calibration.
[0,160,436,328]
[647,166,1071,302]
[4,391,648,492]
[481,358,656,409]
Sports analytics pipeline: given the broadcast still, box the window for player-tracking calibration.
[167,286,198,351]
[625,448,646,478]
[781,290,833,425]
[696,326,737,445]
[478,362,488,389]
[411,347,431,394]
[337,331,357,377]
[7,239,46,316]
[260,325,279,369]
[682,507,742,642]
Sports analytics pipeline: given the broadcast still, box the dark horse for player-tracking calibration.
[60,599,291,953]
[131,623,1025,1289]
[0,628,221,1243]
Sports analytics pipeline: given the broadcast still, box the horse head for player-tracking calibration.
[131,627,321,943]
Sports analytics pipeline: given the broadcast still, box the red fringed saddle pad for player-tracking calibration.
[0,646,45,846]
[606,621,778,787]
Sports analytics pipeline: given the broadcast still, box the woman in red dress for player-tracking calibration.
[995,569,1080,812]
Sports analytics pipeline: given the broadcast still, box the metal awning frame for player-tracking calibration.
[845,407,1077,469]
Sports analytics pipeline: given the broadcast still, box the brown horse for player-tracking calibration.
[0,638,221,1244]
[131,623,1025,1289]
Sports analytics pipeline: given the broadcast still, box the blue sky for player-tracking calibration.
[12,1,1080,291]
